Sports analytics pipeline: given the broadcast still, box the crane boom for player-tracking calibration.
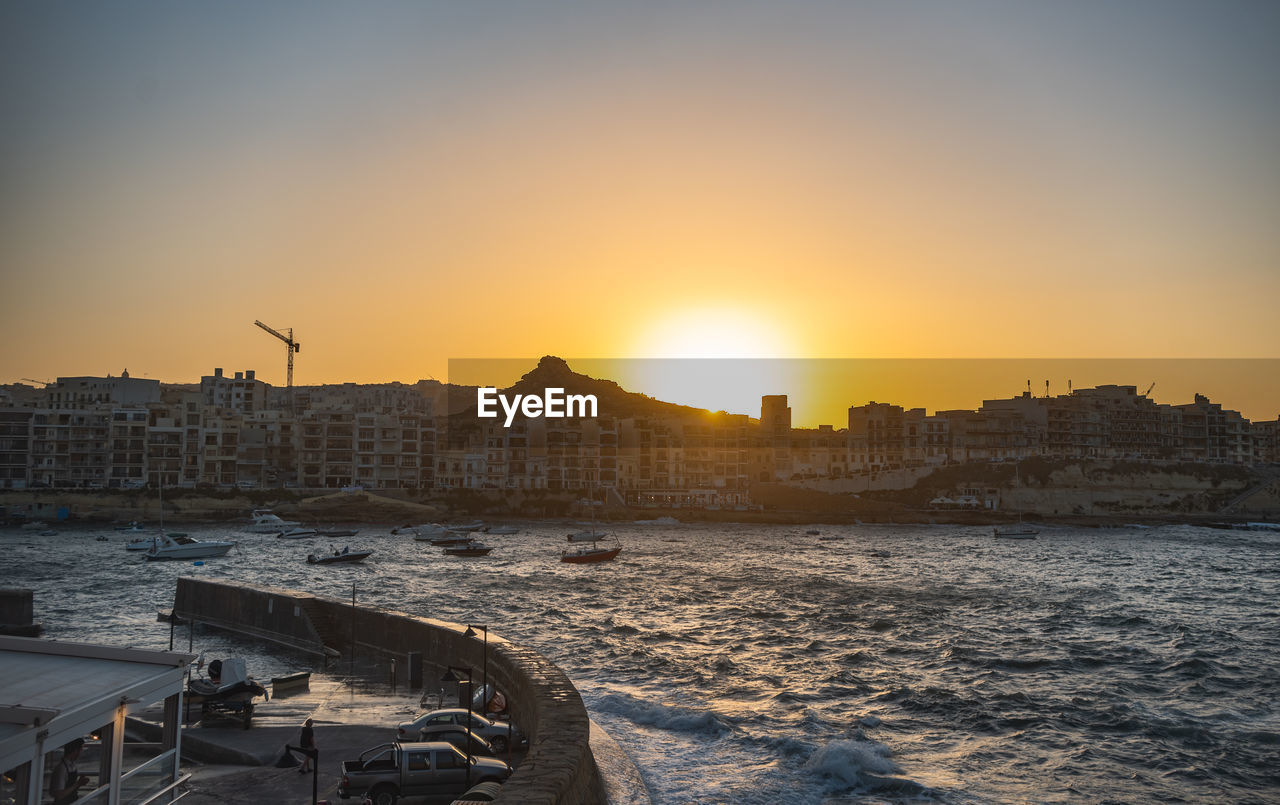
[253,320,301,394]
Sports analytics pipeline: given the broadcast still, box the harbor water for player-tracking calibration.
[3,522,1278,804]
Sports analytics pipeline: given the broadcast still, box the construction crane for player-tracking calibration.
[1144,382,1156,398]
[21,378,53,386]
[253,320,301,391]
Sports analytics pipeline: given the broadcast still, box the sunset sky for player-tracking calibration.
[2,2,1278,418]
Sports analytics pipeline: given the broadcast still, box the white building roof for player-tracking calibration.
[0,636,194,774]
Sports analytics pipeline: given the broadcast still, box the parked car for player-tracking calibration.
[421,726,495,757]
[396,709,523,753]
[337,741,510,804]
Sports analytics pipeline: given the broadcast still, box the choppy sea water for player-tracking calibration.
[3,521,1279,804]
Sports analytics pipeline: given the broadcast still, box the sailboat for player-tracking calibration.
[144,480,236,560]
[994,462,1038,539]
[562,488,621,563]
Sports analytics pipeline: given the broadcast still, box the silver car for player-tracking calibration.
[396,709,523,753]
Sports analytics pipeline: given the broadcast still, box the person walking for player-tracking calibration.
[298,718,315,773]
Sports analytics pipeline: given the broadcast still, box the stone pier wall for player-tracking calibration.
[173,576,605,805]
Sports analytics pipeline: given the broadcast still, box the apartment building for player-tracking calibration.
[848,402,905,470]
[0,409,33,488]
[201,368,267,414]
[44,372,160,410]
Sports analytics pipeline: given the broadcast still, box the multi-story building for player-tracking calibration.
[1176,394,1254,464]
[848,402,905,470]
[44,371,160,410]
[1254,417,1280,464]
[760,395,793,480]
[352,411,430,489]
[0,409,33,488]
[201,369,268,414]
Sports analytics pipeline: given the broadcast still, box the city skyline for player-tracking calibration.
[3,3,1279,394]
[8,356,1278,429]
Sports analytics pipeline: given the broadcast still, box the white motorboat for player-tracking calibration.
[244,510,301,533]
[125,536,159,551]
[144,533,235,561]
[276,528,319,539]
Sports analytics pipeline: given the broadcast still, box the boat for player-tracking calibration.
[144,533,235,561]
[994,463,1039,539]
[806,529,821,536]
[276,528,319,539]
[444,541,494,557]
[563,488,620,562]
[306,546,373,564]
[994,524,1039,539]
[409,524,463,541]
[561,541,622,563]
[430,533,473,546]
[188,657,268,727]
[485,525,520,535]
[271,671,311,696]
[243,509,301,533]
[115,521,147,532]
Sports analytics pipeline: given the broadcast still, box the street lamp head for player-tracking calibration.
[463,626,477,639]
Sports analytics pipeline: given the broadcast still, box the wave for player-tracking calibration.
[804,737,934,797]
[593,692,736,737]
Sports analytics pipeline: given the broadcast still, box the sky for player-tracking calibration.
[2,1,1278,417]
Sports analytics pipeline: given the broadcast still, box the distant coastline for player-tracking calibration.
[3,457,1275,530]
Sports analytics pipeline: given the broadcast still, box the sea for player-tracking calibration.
[3,521,1279,804]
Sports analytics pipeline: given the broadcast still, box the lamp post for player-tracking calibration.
[441,665,473,788]
[463,625,488,711]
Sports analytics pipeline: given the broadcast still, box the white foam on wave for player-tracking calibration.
[593,691,734,736]
[804,737,899,787]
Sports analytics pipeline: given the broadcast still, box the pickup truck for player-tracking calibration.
[337,742,512,805]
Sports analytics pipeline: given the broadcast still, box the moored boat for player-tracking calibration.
[144,533,235,561]
[276,528,319,539]
[444,541,494,557]
[243,509,301,533]
[126,536,159,551]
[561,543,622,563]
[307,546,373,564]
[994,524,1039,539]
